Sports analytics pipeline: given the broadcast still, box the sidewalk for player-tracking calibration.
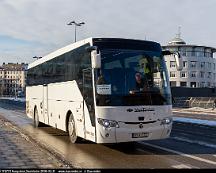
[0,115,69,169]
[172,107,216,124]
[172,107,216,115]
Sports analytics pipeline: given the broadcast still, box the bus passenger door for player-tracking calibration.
[43,85,49,124]
[83,68,96,141]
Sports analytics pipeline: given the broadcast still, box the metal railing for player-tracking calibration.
[173,97,216,109]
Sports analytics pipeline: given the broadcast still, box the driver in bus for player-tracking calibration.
[130,72,148,94]
[135,72,145,90]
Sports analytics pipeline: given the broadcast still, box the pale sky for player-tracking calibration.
[0,0,216,65]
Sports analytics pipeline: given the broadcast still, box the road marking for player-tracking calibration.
[141,142,216,166]
[172,164,192,169]
[137,147,199,168]
[172,136,216,149]
[137,148,198,168]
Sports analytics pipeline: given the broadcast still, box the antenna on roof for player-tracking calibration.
[176,26,181,38]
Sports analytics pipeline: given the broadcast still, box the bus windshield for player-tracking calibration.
[95,49,171,106]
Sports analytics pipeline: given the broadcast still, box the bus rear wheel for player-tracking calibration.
[68,114,78,143]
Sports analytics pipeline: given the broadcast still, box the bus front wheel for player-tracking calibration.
[68,114,78,143]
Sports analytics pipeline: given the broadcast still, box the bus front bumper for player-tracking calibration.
[96,120,172,143]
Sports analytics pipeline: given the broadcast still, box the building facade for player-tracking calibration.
[163,36,216,88]
[0,63,27,96]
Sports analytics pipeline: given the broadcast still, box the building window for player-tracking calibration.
[186,51,192,57]
[170,61,176,68]
[183,61,187,68]
[207,72,212,78]
[180,82,187,87]
[191,71,196,77]
[180,71,187,78]
[205,52,210,57]
[200,62,205,68]
[208,63,211,69]
[181,52,186,56]
[170,71,176,78]
[170,81,176,87]
[190,82,196,88]
[190,61,197,68]
[200,71,205,78]
[196,51,204,57]
[200,82,205,88]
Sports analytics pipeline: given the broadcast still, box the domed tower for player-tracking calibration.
[163,29,216,88]
[168,27,186,45]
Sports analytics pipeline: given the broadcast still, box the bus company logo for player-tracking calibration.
[127,108,155,113]
[135,108,154,112]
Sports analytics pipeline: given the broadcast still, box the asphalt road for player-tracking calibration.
[0,101,215,169]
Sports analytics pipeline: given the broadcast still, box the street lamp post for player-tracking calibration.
[67,21,85,42]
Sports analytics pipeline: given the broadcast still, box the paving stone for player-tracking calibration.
[0,115,70,168]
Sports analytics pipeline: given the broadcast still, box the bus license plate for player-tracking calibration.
[132,132,149,138]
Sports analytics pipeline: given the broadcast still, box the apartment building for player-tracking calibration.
[0,63,28,96]
[163,35,216,88]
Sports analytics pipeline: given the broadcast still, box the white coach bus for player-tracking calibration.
[26,38,182,143]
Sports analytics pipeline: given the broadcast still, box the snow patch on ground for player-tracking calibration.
[0,97,25,102]
[173,117,216,127]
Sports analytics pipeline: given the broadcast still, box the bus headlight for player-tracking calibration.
[97,118,119,128]
[161,117,172,125]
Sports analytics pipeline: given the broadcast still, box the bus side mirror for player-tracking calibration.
[91,50,101,69]
[86,46,98,52]
[173,52,183,71]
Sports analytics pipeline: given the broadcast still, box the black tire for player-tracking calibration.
[33,107,42,127]
[68,114,78,143]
